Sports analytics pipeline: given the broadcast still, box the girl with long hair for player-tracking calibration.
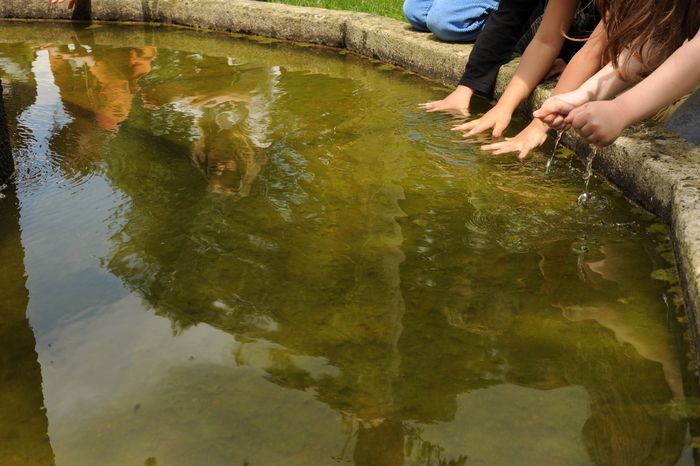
[534,0,699,146]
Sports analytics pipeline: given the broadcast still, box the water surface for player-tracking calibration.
[0,22,698,466]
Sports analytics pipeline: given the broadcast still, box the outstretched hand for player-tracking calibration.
[50,0,76,8]
[451,104,512,138]
[480,120,548,159]
[419,85,473,117]
[565,100,627,147]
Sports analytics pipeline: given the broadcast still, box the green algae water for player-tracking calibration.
[0,21,698,466]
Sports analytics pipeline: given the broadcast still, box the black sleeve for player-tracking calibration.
[459,0,545,98]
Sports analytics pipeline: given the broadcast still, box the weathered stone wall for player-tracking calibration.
[1,0,699,353]
[0,79,13,183]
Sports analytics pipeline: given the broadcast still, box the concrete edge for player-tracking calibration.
[2,0,700,355]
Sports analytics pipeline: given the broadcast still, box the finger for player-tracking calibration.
[482,142,516,155]
[466,125,489,137]
[492,120,508,138]
[459,132,492,146]
[452,120,478,132]
[69,0,76,7]
[532,105,553,119]
[550,115,566,130]
[569,112,589,130]
[540,114,554,125]
[577,122,595,138]
[566,105,588,126]
[466,121,492,136]
[493,145,517,155]
[533,101,563,119]
[518,147,531,159]
[480,142,504,151]
[542,113,566,127]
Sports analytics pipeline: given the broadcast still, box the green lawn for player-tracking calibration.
[270,0,405,20]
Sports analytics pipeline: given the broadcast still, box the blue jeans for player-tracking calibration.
[403,0,500,42]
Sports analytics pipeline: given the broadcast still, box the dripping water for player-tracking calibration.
[577,148,598,205]
[545,130,563,173]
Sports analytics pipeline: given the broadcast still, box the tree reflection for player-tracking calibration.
[0,25,694,466]
[101,57,691,465]
[0,78,13,180]
[0,184,55,466]
[140,55,273,197]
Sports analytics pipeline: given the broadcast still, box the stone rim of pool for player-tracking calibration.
[1,0,700,368]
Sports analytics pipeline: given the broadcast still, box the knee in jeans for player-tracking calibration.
[403,0,429,31]
[426,14,458,41]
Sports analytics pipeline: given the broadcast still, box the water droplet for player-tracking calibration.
[577,148,598,203]
[546,130,563,174]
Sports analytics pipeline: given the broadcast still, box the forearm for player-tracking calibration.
[522,23,606,134]
[550,21,607,97]
[613,31,700,127]
[498,38,564,110]
[496,0,578,111]
[580,62,638,101]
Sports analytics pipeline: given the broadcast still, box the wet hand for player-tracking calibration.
[480,120,548,159]
[419,85,473,117]
[451,104,512,138]
[50,0,76,8]
[533,92,586,131]
[565,100,628,147]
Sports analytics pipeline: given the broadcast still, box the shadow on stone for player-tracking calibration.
[71,0,91,21]
[665,90,700,146]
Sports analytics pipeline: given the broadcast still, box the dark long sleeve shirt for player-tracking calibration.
[458,0,545,98]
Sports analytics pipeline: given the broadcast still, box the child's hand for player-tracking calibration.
[419,85,472,117]
[50,0,75,8]
[451,104,512,138]
[480,119,548,159]
[533,91,588,130]
[565,100,628,147]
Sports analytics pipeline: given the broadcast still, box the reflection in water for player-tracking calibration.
[0,22,697,466]
[141,59,274,197]
[45,33,156,177]
[0,185,55,466]
[0,78,13,180]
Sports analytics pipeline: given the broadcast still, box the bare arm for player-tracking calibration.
[454,0,579,137]
[534,46,643,125]
[482,21,607,158]
[600,29,700,127]
[565,30,700,146]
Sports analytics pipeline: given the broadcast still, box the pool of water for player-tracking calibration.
[0,21,698,466]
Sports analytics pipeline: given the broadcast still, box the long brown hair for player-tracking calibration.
[596,0,699,79]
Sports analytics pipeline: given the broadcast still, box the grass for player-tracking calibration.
[269,0,405,20]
